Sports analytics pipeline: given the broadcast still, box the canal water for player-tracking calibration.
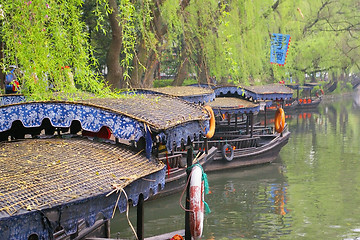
[111,91,360,239]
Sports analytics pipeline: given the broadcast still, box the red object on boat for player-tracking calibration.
[82,126,111,139]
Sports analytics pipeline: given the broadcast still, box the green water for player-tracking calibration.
[111,92,360,240]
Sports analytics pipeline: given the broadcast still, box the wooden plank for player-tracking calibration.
[86,230,185,240]
[145,230,185,240]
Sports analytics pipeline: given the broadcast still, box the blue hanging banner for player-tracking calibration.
[270,33,291,66]
[145,125,152,159]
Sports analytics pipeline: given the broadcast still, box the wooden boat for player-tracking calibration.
[0,92,214,239]
[261,83,322,112]
[181,85,291,171]
[153,147,217,199]
[195,96,290,172]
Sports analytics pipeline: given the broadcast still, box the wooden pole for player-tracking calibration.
[250,113,254,138]
[235,113,238,130]
[264,106,267,128]
[204,137,208,154]
[137,194,144,240]
[185,146,193,240]
[104,220,111,238]
[246,115,249,135]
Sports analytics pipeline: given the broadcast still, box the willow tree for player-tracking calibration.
[0,0,112,99]
[277,0,360,84]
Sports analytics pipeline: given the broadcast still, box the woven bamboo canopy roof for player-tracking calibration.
[0,93,210,152]
[0,137,164,217]
[149,86,213,96]
[79,94,209,130]
[245,84,293,95]
[207,97,260,114]
[0,94,209,131]
[207,97,258,109]
[138,86,216,104]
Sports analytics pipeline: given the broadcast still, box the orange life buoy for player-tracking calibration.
[274,108,285,133]
[204,105,215,139]
[189,165,204,239]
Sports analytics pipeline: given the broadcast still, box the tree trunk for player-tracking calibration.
[130,40,147,88]
[172,56,189,86]
[129,0,169,88]
[311,72,316,82]
[106,0,123,90]
[172,41,189,86]
[142,53,159,87]
[197,53,209,84]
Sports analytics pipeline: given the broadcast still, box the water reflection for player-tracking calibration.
[204,163,292,239]
[270,183,288,216]
[111,93,360,240]
[281,93,360,240]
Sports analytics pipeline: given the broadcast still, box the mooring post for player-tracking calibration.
[204,137,208,154]
[246,115,249,135]
[264,106,267,128]
[235,113,238,130]
[137,194,144,240]
[250,112,254,138]
[185,146,193,240]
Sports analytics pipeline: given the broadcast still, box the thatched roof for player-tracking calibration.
[0,138,164,216]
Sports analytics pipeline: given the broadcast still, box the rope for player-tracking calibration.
[166,152,170,176]
[107,186,138,240]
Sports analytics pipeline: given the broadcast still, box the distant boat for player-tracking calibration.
[264,83,323,112]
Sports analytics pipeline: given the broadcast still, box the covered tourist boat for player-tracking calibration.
[280,83,323,111]
[119,88,217,198]
[186,84,291,171]
[246,83,321,112]
[195,96,290,171]
[243,83,294,102]
[0,92,215,239]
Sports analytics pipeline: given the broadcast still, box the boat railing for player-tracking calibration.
[157,153,184,169]
[216,121,262,130]
[213,125,274,138]
[193,137,260,151]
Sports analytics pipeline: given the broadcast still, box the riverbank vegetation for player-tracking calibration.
[0,0,359,98]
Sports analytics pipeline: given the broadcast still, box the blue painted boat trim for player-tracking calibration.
[214,86,293,101]
[0,94,26,106]
[0,102,209,152]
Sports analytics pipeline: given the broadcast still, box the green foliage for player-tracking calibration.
[153,78,197,88]
[2,0,359,92]
[1,0,114,100]
[157,0,359,86]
